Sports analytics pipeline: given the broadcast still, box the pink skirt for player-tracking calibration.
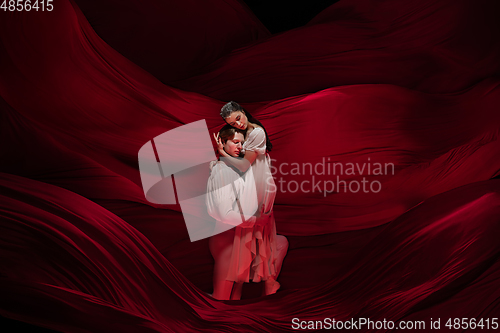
[225,211,278,283]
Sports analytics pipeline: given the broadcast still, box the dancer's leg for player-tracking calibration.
[230,282,244,300]
[212,271,234,300]
[263,235,289,296]
[209,229,235,300]
[274,235,289,275]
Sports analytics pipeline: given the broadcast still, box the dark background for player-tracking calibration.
[243,0,339,33]
[0,1,337,332]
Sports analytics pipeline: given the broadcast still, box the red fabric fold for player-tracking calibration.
[2,0,500,331]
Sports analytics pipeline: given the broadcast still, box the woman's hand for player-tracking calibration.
[213,133,228,157]
[238,216,256,228]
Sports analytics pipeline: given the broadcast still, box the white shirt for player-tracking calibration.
[206,160,258,226]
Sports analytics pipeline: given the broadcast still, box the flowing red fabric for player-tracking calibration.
[1,0,500,331]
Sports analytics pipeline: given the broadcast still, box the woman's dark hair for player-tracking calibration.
[220,101,273,152]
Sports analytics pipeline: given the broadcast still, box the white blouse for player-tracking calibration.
[242,127,276,217]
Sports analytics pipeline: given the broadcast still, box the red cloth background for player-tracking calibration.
[1,0,500,331]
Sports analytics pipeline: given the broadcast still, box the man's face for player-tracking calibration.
[223,132,244,157]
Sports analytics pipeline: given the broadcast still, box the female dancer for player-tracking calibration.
[211,101,289,300]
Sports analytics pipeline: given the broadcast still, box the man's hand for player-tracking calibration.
[213,132,227,156]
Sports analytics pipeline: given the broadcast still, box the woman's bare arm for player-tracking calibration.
[220,149,257,173]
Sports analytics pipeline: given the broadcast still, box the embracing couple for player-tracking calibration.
[206,101,289,300]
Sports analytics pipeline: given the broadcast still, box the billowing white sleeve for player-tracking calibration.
[206,163,258,226]
[242,127,266,155]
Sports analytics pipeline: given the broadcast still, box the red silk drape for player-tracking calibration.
[1,0,500,331]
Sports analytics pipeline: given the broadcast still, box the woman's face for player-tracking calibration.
[225,111,248,130]
[223,132,244,157]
